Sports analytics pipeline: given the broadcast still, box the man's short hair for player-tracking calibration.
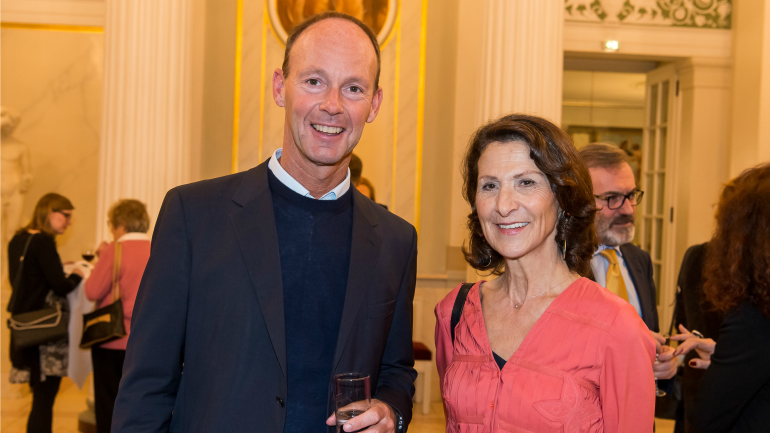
[349,153,363,185]
[282,11,381,90]
[578,142,631,170]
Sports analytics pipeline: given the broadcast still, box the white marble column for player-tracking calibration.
[96,0,193,241]
[451,0,564,282]
[476,0,564,124]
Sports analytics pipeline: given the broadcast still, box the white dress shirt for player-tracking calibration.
[590,244,643,318]
[267,148,350,200]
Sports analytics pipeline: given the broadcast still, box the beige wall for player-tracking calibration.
[730,0,770,176]
[1,28,103,262]
[198,0,237,181]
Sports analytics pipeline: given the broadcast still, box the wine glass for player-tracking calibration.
[334,373,371,432]
[81,243,96,262]
[654,333,669,397]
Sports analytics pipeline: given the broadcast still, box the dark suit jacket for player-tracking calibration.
[618,243,660,332]
[112,161,418,433]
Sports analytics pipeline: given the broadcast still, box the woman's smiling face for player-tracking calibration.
[475,141,560,262]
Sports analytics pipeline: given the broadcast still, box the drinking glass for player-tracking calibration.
[654,333,669,397]
[334,373,371,433]
[82,243,96,262]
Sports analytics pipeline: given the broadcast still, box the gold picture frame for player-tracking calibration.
[266,0,398,46]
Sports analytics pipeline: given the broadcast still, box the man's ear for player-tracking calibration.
[273,69,286,107]
[366,87,384,123]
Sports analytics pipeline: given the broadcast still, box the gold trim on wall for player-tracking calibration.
[232,0,244,174]
[390,13,402,212]
[0,22,103,33]
[259,1,269,162]
[414,0,428,235]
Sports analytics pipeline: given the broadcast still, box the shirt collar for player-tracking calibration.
[267,148,351,200]
[594,244,623,258]
[117,232,150,243]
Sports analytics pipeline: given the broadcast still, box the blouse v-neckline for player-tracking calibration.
[475,278,581,370]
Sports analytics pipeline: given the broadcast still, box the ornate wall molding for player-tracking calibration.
[1,0,105,26]
[565,0,732,29]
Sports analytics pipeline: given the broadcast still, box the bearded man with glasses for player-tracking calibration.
[579,143,677,384]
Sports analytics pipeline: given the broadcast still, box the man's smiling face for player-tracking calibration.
[273,18,382,167]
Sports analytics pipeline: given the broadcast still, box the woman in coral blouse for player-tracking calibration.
[435,114,656,433]
[85,199,151,433]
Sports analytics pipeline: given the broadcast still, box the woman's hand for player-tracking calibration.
[671,325,716,369]
[70,266,85,277]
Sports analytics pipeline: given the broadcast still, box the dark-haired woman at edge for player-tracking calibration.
[7,193,84,433]
[435,114,655,432]
[672,164,770,433]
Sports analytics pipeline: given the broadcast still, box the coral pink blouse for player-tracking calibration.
[435,278,656,433]
[85,233,151,350]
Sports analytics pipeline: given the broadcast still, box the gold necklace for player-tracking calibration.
[513,276,573,309]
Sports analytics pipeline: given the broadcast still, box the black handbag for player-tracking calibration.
[80,242,126,349]
[7,233,70,350]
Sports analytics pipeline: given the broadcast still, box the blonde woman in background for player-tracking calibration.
[7,193,84,433]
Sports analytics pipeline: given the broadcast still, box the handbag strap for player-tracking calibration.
[451,282,475,344]
[7,233,36,313]
[111,242,122,301]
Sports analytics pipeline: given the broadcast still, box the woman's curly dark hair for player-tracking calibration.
[461,114,598,277]
[704,163,770,319]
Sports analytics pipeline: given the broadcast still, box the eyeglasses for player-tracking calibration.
[53,210,73,220]
[594,190,644,210]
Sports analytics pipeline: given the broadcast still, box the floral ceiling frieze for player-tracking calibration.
[564,0,732,29]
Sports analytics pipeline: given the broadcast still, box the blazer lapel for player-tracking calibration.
[620,244,654,326]
[229,161,287,378]
[332,193,382,372]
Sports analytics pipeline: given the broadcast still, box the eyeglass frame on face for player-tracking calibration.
[594,189,644,210]
[53,209,73,220]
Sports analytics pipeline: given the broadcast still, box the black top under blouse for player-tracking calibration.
[492,352,506,370]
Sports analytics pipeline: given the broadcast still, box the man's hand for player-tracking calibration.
[651,331,677,380]
[326,399,397,433]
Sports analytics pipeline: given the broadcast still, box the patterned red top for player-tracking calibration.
[435,278,656,433]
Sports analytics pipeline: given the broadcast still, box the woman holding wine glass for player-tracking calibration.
[85,199,151,433]
[434,114,656,432]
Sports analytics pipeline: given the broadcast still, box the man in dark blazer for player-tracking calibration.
[579,143,677,381]
[112,12,416,433]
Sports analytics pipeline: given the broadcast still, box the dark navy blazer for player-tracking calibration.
[618,243,661,333]
[112,161,418,433]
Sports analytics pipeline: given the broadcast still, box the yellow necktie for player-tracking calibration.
[599,249,629,302]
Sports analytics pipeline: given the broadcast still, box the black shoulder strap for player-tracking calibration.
[7,233,36,313]
[451,282,475,344]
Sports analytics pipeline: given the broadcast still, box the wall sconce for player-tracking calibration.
[603,40,619,52]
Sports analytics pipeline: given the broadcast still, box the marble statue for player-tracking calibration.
[1,107,33,243]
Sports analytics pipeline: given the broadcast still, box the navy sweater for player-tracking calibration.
[268,170,354,432]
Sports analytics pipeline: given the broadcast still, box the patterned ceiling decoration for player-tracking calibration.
[564,0,732,29]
